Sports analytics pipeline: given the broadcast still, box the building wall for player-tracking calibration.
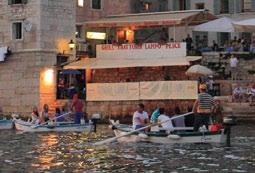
[0,0,75,116]
[76,0,133,23]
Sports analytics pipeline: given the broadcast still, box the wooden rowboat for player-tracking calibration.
[14,119,94,132]
[110,120,227,144]
[0,119,13,130]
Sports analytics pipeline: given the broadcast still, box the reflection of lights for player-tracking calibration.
[43,69,54,85]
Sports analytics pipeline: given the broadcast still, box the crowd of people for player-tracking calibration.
[132,84,222,133]
[28,93,84,125]
[232,84,255,105]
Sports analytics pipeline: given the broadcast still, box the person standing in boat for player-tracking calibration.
[132,103,149,130]
[71,93,83,124]
[157,108,174,133]
[192,84,215,131]
[41,104,50,123]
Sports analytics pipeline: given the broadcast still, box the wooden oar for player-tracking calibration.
[32,112,72,129]
[94,112,193,146]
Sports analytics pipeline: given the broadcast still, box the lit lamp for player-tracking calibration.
[68,39,75,50]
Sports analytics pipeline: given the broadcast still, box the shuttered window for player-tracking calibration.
[12,22,23,40]
[91,0,101,10]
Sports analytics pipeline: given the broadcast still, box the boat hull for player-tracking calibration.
[0,120,13,130]
[114,129,226,144]
[14,119,93,132]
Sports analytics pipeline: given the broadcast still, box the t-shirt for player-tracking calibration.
[198,92,215,111]
[150,108,160,122]
[132,111,149,129]
[158,114,174,130]
[72,100,83,113]
[230,57,238,67]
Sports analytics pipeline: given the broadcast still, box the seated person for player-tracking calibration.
[173,106,185,127]
[132,103,149,130]
[29,106,40,125]
[157,108,174,133]
[233,85,244,102]
[248,84,255,106]
[150,102,165,123]
[55,107,65,122]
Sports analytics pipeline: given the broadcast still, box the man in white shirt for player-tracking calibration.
[233,85,244,102]
[157,108,174,133]
[132,103,149,130]
[230,55,239,80]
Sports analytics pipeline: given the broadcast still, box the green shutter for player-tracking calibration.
[252,0,255,11]
[214,0,221,14]
[185,0,190,10]
[229,0,234,13]
[8,0,12,5]
[22,0,28,4]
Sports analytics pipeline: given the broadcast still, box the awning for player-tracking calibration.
[233,18,255,32]
[193,17,235,33]
[82,10,216,28]
[64,57,191,69]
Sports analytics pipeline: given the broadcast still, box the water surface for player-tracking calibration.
[0,124,255,172]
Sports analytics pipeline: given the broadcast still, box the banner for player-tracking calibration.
[140,81,198,100]
[87,81,197,101]
[96,42,186,59]
[87,83,139,101]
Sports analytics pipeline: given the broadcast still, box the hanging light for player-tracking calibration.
[68,39,75,50]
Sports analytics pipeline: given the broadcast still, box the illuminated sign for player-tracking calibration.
[86,32,106,40]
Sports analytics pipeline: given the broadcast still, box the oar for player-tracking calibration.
[94,112,193,146]
[32,112,72,129]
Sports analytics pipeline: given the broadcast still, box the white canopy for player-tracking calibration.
[193,17,235,33]
[63,57,197,69]
[233,19,255,32]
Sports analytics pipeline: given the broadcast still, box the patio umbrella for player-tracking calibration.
[193,17,235,33]
[233,18,255,32]
[186,65,213,77]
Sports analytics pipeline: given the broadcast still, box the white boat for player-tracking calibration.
[0,119,13,130]
[110,120,227,144]
[13,119,94,132]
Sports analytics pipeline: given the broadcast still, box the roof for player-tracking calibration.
[82,10,216,28]
[63,57,199,70]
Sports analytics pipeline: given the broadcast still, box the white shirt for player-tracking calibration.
[230,57,238,67]
[158,114,174,131]
[132,111,149,129]
[233,87,243,95]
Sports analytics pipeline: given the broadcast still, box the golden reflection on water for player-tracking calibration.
[31,134,60,170]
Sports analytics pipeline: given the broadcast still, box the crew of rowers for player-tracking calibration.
[29,93,84,125]
[132,84,218,132]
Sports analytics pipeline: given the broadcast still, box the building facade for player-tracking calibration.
[0,0,75,115]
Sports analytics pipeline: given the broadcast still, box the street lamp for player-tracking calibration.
[68,39,75,50]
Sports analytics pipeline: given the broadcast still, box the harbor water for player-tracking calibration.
[0,124,255,173]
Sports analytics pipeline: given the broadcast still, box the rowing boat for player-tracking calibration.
[13,119,94,132]
[0,119,13,130]
[110,120,227,144]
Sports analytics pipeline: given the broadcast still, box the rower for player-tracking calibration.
[132,103,149,130]
[150,102,165,123]
[192,84,215,131]
[157,108,174,133]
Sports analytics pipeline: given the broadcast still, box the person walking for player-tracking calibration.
[192,84,215,131]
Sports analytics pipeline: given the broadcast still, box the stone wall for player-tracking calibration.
[86,100,194,122]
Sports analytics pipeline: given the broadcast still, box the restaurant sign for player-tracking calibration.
[96,42,186,59]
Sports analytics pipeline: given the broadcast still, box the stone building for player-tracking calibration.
[0,0,75,115]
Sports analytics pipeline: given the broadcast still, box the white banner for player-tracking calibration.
[96,42,186,59]
[87,81,197,101]
[140,81,198,100]
[87,83,139,101]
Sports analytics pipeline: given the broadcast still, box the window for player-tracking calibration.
[242,0,253,12]
[143,2,152,11]
[12,22,22,40]
[56,70,86,100]
[8,0,27,5]
[77,0,84,7]
[76,25,82,38]
[196,3,205,9]
[220,0,229,13]
[179,0,186,10]
[91,0,101,10]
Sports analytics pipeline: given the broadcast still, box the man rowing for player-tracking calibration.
[192,84,216,131]
[132,103,149,130]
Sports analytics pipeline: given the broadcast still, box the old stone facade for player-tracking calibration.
[0,0,75,116]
